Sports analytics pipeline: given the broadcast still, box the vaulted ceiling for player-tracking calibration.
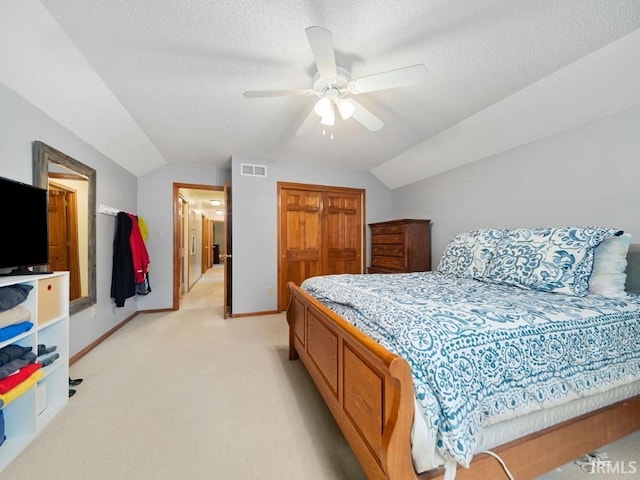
[1,0,639,188]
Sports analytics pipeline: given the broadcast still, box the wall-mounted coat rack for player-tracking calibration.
[99,204,129,216]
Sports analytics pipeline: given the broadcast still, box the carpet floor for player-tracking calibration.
[2,266,638,479]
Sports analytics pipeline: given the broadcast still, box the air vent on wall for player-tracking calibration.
[240,163,267,177]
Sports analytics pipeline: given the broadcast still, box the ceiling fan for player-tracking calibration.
[243,26,428,135]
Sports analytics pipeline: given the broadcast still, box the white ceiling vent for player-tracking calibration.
[240,163,267,177]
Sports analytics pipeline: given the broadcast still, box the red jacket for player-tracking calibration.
[127,214,150,284]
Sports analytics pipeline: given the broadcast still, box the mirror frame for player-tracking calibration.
[33,141,97,315]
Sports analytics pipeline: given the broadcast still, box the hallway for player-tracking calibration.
[179,264,224,313]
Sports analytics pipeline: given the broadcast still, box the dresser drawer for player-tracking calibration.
[371,256,404,270]
[370,225,405,235]
[371,234,404,244]
[371,245,404,257]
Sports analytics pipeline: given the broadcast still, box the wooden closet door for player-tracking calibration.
[324,191,362,274]
[278,183,364,310]
[279,188,323,309]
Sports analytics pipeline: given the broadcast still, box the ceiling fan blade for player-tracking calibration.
[296,108,318,136]
[305,26,338,79]
[350,99,384,132]
[243,89,316,98]
[349,64,428,94]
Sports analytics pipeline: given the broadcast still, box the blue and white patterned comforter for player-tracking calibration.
[301,272,640,467]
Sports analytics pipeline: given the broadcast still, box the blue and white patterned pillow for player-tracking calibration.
[437,229,506,279]
[484,226,622,296]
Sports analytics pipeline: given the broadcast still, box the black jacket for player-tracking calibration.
[110,212,135,307]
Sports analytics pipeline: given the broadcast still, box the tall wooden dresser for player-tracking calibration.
[368,219,431,273]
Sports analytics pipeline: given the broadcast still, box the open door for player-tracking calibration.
[179,195,188,296]
[173,182,226,311]
[223,182,232,318]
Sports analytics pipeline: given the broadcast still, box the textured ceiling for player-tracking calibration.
[3,0,640,185]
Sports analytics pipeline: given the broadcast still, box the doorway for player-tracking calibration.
[172,183,231,316]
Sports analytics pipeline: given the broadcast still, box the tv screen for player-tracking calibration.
[0,176,49,271]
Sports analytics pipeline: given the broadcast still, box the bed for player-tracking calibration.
[286,227,640,480]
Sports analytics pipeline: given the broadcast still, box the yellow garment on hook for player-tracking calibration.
[137,216,148,241]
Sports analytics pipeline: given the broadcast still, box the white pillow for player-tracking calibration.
[588,233,631,298]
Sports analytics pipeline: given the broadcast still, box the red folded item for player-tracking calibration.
[0,363,41,394]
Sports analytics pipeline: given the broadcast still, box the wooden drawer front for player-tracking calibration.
[37,276,64,324]
[371,256,404,270]
[371,245,404,257]
[371,234,404,244]
[370,225,405,235]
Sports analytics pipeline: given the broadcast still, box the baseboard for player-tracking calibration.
[137,307,175,313]
[231,310,280,318]
[69,311,138,365]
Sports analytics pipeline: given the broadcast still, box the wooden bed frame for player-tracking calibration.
[287,281,640,480]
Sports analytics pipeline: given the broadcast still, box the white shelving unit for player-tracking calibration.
[0,272,69,472]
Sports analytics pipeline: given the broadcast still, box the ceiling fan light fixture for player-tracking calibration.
[314,97,331,117]
[320,104,335,126]
[337,98,355,120]
[244,26,428,135]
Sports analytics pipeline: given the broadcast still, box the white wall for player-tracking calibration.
[231,158,393,315]
[0,82,139,356]
[391,105,640,267]
[136,163,231,310]
[213,221,224,258]
[188,209,203,288]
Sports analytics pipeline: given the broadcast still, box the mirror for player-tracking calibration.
[33,141,96,315]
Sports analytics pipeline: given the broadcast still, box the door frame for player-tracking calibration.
[172,182,226,310]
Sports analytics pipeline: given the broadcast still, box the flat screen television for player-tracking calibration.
[0,175,49,274]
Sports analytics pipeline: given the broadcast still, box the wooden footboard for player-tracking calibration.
[287,282,417,480]
[287,282,640,480]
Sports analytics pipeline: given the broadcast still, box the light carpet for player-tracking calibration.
[2,266,638,480]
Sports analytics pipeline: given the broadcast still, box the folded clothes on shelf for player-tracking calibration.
[0,304,31,329]
[0,369,43,407]
[0,321,34,342]
[0,352,37,379]
[37,344,57,356]
[0,344,33,367]
[39,353,60,367]
[0,363,41,394]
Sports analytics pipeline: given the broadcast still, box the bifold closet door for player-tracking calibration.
[278,183,364,311]
[323,190,363,274]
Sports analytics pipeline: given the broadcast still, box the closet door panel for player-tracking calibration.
[279,189,323,308]
[324,192,362,275]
